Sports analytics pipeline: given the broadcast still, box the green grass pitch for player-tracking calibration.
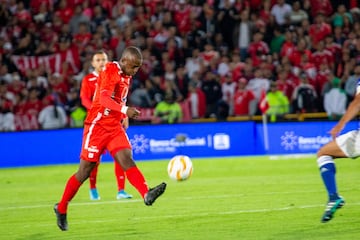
[1,155,360,240]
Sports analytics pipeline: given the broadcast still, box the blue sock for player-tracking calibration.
[319,162,338,200]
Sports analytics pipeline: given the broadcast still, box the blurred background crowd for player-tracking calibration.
[1,0,360,131]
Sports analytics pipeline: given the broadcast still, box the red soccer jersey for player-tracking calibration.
[311,49,334,69]
[174,6,192,35]
[55,7,74,24]
[80,71,98,110]
[276,79,296,100]
[288,49,312,67]
[233,89,256,116]
[23,99,43,115]
[309,0,333,17]
[280,41,295,58]
[85,62,130,128]
[309,23,332,47]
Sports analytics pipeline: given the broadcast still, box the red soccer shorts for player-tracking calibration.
[80,123,131,162]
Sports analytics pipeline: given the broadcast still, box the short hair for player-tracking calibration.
[93,50,107,55]
[91,50,108,60]
[122,46,143,61]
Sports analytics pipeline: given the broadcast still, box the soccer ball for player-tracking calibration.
[167,155,193,181]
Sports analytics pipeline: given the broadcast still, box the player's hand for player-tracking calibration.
[126,107,140,119]
[329,124,344,140]
[122,117,129,130]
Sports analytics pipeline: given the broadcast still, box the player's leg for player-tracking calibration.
[89,161,100,200]
[55,124,104,231]
[55,159,97,230]
[113,148,166,205]
[114,160,133,199]
[317,141,346,200]
[317,133,352,222]
[108,130,166,205]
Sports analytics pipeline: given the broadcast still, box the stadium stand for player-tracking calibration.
[1,0,360,131]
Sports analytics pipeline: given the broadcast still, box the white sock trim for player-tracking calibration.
[317,155,334,168]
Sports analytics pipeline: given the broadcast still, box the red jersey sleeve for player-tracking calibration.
[80,75,94,110]
[99,63,127,115]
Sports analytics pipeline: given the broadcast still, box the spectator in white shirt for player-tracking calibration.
[324,77,347,120]
[246,68,270,101]
[38,95,67,129]
[0,100,15,131]
[221,72,237,115]
[270,0,292,26]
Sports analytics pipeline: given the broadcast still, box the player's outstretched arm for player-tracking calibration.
[329,93,360,139]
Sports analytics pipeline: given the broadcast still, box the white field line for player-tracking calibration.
[268,154,315,160]
[20,202,360,228]
[0,188,358,211]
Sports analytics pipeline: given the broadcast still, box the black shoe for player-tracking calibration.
[144,182,167,206]
[54,203,68,231]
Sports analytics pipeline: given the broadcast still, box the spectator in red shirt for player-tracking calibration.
[48,73,69,104]
[247,31,270,67]
[233,77,256,116]
[200,43,220,68]
[73,22,92,53]
[275,69,296,100]
[21,87,43,130]
[30,0,53,14]
[288,37,312,67]
[133,4,150,34]
[7,73,25,97]
[173,0,192,36]
[14,1,32,28]
[315,62,332,96]
[280,30,295,57]
[308,13,332,48]
[54,0,74,24]
[40,22,58,47]
[325,34,343,70]
[306,0,333,18]
[311,40,334,70]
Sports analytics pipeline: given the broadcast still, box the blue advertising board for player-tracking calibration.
[0,121,256,168]
[1,121,359,168]
[0,129,83,167]
[256,121,359,155]
[126,122,256,160]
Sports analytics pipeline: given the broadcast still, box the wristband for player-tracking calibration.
[121,105,128,114]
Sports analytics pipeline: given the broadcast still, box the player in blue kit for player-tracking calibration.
[316,77,360,222]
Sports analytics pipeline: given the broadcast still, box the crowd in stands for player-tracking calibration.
[1,0,360,131]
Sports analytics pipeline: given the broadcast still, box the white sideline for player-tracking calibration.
[0,187,357,211]
[21,202,360,228]
[268,154,315,160]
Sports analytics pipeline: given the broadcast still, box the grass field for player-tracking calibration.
[1,155,360,240]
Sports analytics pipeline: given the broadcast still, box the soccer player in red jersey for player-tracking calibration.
[54,46,167,231]
[80,50,132,200]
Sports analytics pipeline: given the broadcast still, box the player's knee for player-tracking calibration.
[316,145,328,158]
[118,155,135,170]
[114,149,135,170]
[77,161,96,182]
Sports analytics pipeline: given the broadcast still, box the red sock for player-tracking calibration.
[114,161,125,191]
[125,166,148,198]
[58,174,82,213]
[89,163,99,189]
